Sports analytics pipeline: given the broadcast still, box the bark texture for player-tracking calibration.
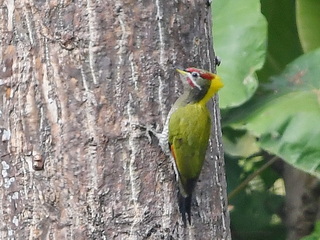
[283,164,320,240]
[0,0,230,239]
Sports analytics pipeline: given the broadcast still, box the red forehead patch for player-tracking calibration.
[185,67,215,80]
[200,72,215,80]
[185,67,200,73]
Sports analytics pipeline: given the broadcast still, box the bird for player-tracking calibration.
[168,67,224,226]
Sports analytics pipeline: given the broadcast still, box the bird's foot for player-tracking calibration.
[132,123,158,143]
[133,123,170,156]
[215,55,222,67]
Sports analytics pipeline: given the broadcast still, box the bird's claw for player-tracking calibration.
[133,123,170,156]
[133,123,158,144]
[215,56,221,67]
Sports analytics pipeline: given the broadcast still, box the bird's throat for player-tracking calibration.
[183,84,210,105]
[198,80,219,105]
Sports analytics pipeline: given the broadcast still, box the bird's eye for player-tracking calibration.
[191,72,200,78]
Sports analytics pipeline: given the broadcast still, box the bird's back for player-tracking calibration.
[168,103,211,195]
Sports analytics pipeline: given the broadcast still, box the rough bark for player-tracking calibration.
[283,164,320,240]
[0,0,230,239]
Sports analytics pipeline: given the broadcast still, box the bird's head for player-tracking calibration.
[176,67,223,103]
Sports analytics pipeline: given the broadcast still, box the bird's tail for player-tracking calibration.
[178,190,192,227]
[177,177,197,226]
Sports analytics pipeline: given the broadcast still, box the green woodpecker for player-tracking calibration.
[168,67,223,225]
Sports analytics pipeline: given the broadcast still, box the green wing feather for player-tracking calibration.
[169,103,211,196]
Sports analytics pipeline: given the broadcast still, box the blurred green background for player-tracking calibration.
[212,0,320,239]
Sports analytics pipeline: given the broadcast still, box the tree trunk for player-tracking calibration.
[0,1,230,239]
[283,164,320,240]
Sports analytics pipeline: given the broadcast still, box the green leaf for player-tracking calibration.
[229,48,320,178]
[212,0,267,109]
[223,129,259,158]
[296,0,320,53]
[258,0,303,81]
[230,191,285,240]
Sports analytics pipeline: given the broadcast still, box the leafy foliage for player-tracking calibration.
[229,50,320,177]
[296,0,320,52]
[212,0,320,239]
[258,0,303,80]
[213,0,267,108]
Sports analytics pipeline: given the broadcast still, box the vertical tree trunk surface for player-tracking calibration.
[283,164,320,240]
[0,1,230,239]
